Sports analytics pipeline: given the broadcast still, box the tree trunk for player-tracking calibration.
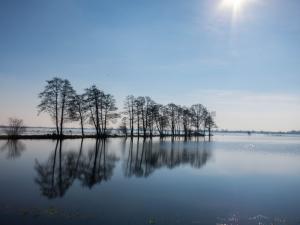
[55,92,59,135]
[131,104,135,137]
[95,98,100,137]
[60,96,65,137]
[137,115,140,137]
[79,104,84,137]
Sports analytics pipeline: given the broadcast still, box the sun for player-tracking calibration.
[221,0,246,12]
[222,0,246,9]
[220,0,251,23]
[220,0,249,22]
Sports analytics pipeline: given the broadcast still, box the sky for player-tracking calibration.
[0,0,299,131]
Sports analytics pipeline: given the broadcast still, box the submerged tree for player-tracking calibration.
[38,77,75,136]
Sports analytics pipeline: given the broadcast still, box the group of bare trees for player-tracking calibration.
[38,77,118,137]
[37,77,216,138]
[122,96,216,138]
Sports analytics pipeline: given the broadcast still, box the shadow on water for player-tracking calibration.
[34,137,213,199]
[0,139,26,159]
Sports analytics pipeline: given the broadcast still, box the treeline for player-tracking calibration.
[121,96,215,138]
[38,77,216,138]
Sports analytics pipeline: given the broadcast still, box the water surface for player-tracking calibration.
[0,134,299,225]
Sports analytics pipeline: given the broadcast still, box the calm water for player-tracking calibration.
[0,135,299,225]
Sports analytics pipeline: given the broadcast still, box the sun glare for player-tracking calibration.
[220,0,249,22]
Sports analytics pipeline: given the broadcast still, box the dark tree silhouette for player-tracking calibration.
[134,97,145,137]
[37,77,216,139]
[4,117,26,138]
[182,107,193,138]
[70,94,87,136]
[85,85,118,137]
[123,95,136,137]
[204,113,216,140]
[38,77,75,136]
[166,103,178,136]
[190,104,207,135]
[153,104,169,137]
[59,80,76,136]
[119,117,128,137]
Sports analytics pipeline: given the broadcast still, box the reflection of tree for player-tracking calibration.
[78,139,118,188]
[0,140,26,159]
[34,139,118,199]
[124,138,212,178]
[35,140,74,198]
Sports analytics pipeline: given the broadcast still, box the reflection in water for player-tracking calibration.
[0,140,26,159]
[124,138,212,177]
[35,140,73,198]
[34,138,212,199]
[1,136,299,225]
[78,139,118,188]
[34,139,119,198]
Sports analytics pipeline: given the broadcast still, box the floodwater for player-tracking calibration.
[0,134,299,225]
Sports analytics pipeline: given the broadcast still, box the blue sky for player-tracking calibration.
[0,0,299,131]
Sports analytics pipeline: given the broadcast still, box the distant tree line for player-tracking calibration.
[38,77,216,138]
[122,95,216,138]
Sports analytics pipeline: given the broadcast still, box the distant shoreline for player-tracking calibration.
[0,134,207,140]
[0,126,299,135]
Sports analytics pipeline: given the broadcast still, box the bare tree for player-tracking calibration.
[85,85,118,137]
[123,95,136,137]
[38,77,75,136]
[85,85,103,136]
[166,103,178,136]
[5,118,26,138]
[153,104,169,137]
[181,107,192,138]
[190,104,207,135]
[147,101,157,137]
[69,94,87,136]
[141,96,154,137]
[59,79,76,136]
[119,117,128,137]
[134,97,145,137]
[204,113,216,140]
[38,77,62,135]
[102,93,119,135]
